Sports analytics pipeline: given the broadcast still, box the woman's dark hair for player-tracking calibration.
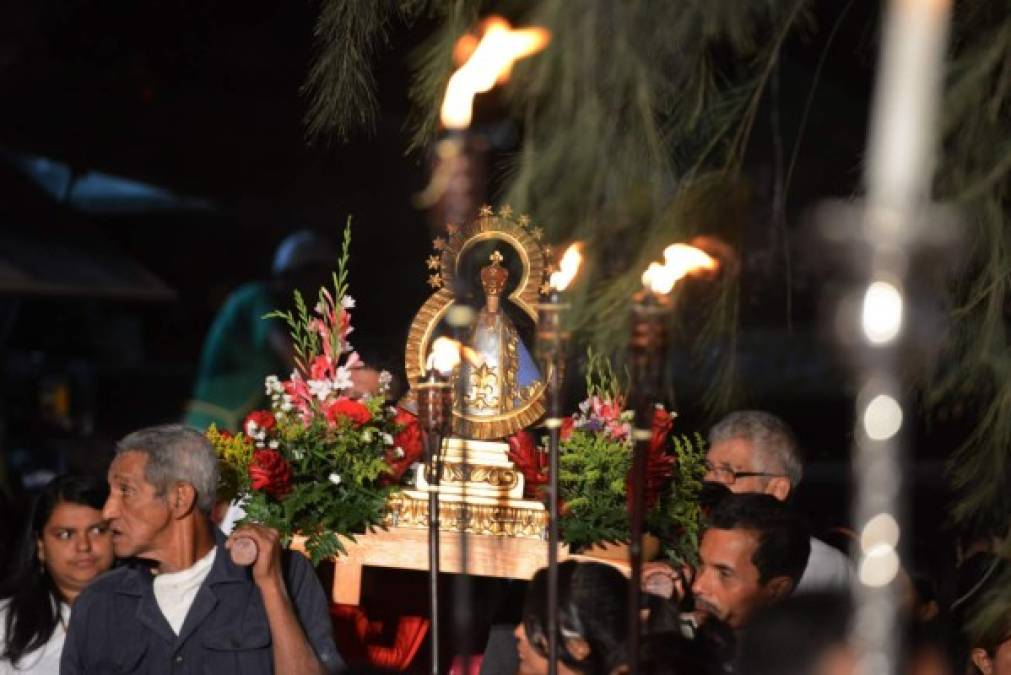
[1,474,109,667]
[522,560,629,675]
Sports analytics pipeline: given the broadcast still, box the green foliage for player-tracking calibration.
[584,346,625,402]
[558,427,633,549]
[926,6,1011,534]
[648,433,708,567]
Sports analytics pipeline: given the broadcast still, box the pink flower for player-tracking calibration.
[310,355,334,381]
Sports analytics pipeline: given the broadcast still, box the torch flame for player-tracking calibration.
[440,17,551,130]
[642,262,677,295]
[642,244,719,295]
[549,243,583,291]
[427,337,462,375]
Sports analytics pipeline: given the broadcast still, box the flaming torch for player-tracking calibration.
[535,243,583,674]
[627,244,717,673]
[416,17,550,229]
[416,336,461,675]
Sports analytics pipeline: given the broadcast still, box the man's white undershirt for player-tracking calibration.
[152,547,217,635]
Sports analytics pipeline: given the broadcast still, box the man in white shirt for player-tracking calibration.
[703,410,853,593]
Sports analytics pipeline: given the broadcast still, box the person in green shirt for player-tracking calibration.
[185,230,337,432]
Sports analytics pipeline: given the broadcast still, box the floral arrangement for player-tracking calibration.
[509,350,707,565]
[208,220,424,563]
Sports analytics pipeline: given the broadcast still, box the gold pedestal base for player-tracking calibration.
[385,490,547,539]
[415,438,525,500]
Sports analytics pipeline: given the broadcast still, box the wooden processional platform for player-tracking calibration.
[293,527,571,606]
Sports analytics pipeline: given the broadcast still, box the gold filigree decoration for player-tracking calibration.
[385,492,547,539]
[426,464,520,489]
[426,255,441,270]
[427,274,444,289]
[433,237,447,251]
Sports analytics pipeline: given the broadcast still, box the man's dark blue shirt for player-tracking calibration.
[61,531,344,674]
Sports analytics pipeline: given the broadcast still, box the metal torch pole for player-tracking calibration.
[417,371,451,675]
[627,290,670,674]
[536,290,570,675]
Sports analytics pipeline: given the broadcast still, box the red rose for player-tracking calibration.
[560,417,575,441]
[325,397,372,428]
[507,431,548,498]
[385,408,424,482]
[248,449,293,499]
[243,410,276,437]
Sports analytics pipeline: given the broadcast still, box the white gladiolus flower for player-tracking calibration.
[393,447,405,459]
[381,433,394,446]
[362,430,373,443]
[328,473,342,486]
[379,370,393,391]
[268,439,279,450]
[307,379,333,401]
[333,367,354,391]
[342,295,356,309]
[280,395,294,412]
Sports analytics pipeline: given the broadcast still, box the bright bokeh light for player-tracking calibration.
[863,394,903,440]
[440,17,550,129]
[862,281,903,344]
[428,337,462,374]
[859,547,901,587]
[861,513,900,553]
[549,243,583,291]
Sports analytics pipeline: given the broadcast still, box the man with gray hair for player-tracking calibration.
[62,424,344,674]
[704,410,853,593]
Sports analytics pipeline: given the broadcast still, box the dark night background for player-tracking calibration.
[0,0,969,654]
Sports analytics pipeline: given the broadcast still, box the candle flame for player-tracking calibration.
[549,243,583,291]
[427,337,462,374]
[440,17,550,130]
[642,244,719,295]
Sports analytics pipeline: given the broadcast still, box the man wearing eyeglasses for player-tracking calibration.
[703,410,853,593]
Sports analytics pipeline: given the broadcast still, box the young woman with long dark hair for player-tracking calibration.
[0,475,114,673]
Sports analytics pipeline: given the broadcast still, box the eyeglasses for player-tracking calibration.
[703,461,783,485]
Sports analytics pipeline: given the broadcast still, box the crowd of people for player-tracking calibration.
[1,412,1008,674]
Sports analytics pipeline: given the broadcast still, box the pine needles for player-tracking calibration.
[927,5,1011,535]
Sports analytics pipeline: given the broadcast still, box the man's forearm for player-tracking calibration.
[259,577,326,675]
